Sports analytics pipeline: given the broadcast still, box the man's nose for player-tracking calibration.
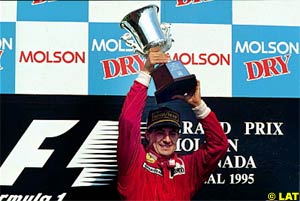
[162,134,172,142]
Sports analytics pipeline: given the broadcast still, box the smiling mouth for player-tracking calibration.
[159,144,172,149]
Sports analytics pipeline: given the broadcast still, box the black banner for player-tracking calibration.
[0,94,299,201]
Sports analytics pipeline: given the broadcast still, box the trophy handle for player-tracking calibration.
[121,33,146,56]
[160,23,174,53]
[121,23,174,56]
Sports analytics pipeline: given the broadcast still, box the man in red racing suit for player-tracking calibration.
[117,49,228,200]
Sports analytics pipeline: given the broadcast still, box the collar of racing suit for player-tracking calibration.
[146,146,180,169]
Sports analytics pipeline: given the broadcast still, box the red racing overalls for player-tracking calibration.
[117,79,228,200]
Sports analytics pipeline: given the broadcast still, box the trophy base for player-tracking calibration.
[154,74,197,104]
[151,60,197,104]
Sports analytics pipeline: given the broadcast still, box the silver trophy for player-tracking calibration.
[120,5,196,104]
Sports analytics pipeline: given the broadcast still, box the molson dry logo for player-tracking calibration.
[0,37,13,71]
[101,55,144,79]
[19,50,86,64]
[235,41,297,81]
[0,50,3,70]
[91,37,143,79]
[32,0,56,5]
[172,52,230,66]
[176,0,213,7]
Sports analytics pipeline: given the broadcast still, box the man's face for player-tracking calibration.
[146,126,180,156]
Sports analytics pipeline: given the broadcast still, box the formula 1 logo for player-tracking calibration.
[0,120,119,187]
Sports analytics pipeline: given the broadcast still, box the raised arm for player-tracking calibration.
[117,73,150,176]
[117,48,170,175]
[174,80,228,192]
